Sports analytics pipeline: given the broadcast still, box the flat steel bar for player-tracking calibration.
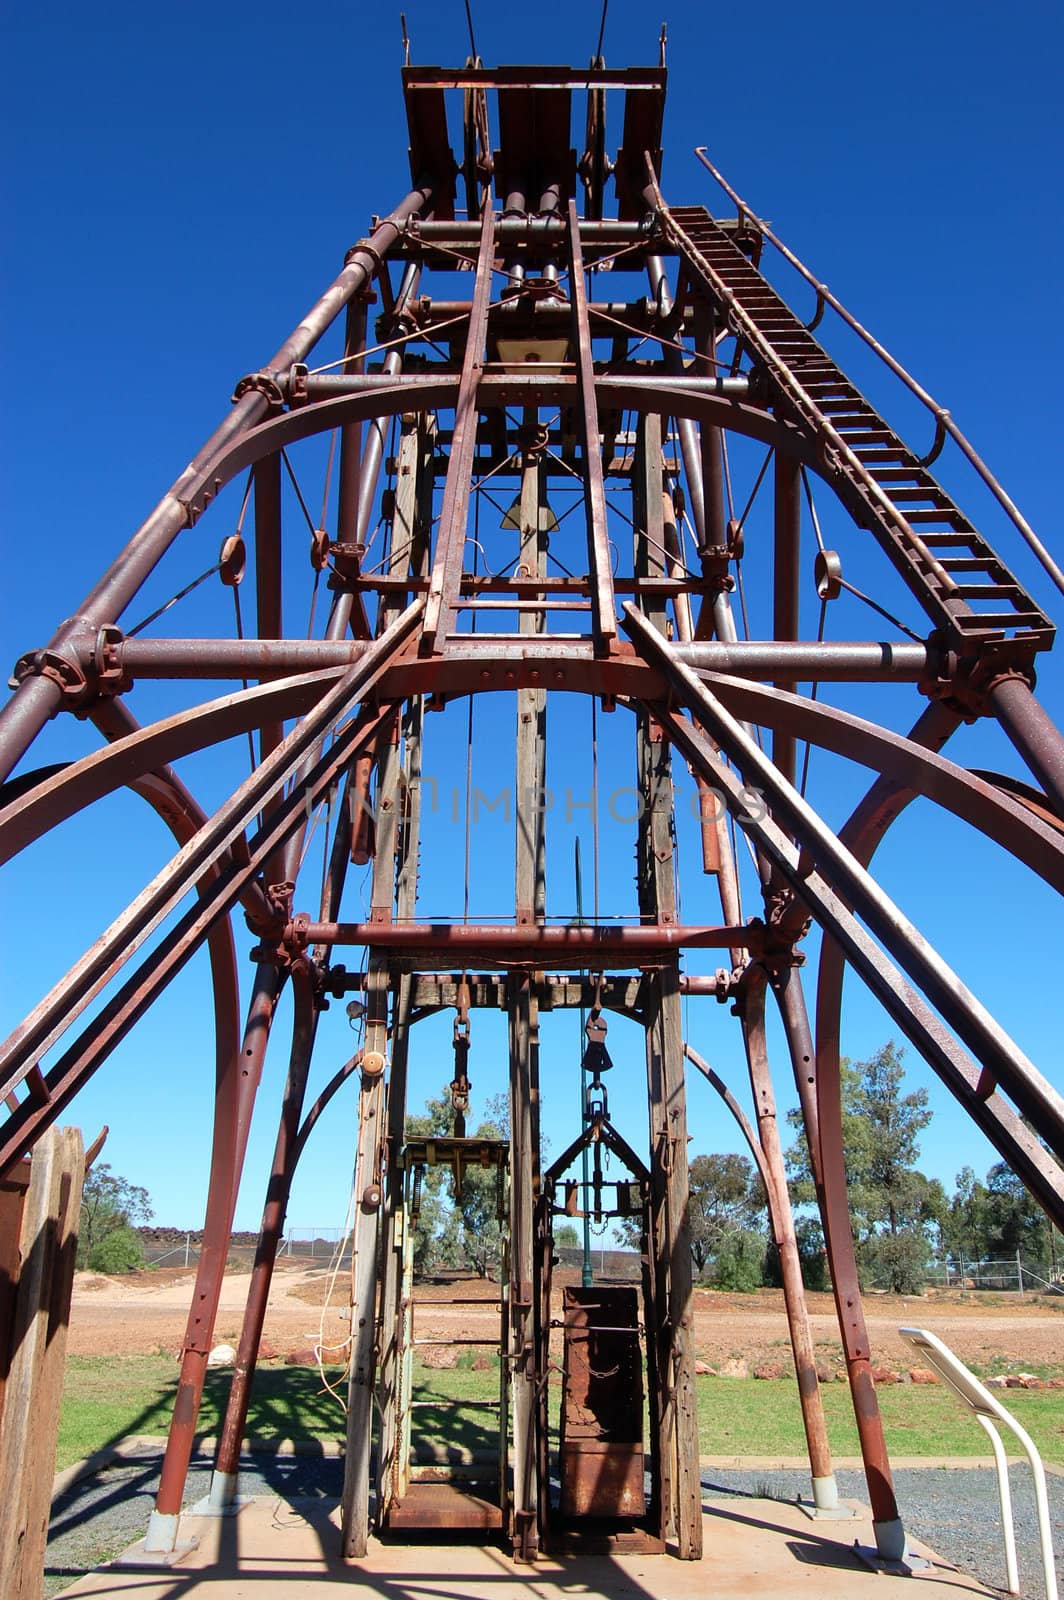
[0,184,433,783]
[0,690,394,1177]
[811,701,1064,1227]
[567,199,615,646]
[772,453,801,786]
[253,453,287,883]
[423,202,496,650]
[687,1010,837,1509]
[625,609,1064,1160]
[0,602,423,1108]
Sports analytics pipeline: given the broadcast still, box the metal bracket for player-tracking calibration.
[231,371,286,410]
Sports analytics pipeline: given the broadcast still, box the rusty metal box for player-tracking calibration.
[560,1440,646,1518]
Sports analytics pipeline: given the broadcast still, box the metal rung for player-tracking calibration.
[414,1337,499,1346]
[410,1298,501,1308]
[410,1399,501,1409]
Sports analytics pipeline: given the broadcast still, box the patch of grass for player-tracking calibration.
[59,1356,1064,1475]
[58,1356,349,1470]
[695,1377,1064,1465]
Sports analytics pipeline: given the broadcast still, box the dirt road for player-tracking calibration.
[68,1263,1064,1375]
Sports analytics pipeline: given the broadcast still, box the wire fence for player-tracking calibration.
[142,1228,353,1272]
[938,1255,1063,1297]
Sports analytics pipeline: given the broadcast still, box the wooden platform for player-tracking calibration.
[384,1482,504,1531]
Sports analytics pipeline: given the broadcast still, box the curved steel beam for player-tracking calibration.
[90,696,242,1121]
[5,661,1063,912]
[177,375,816,526]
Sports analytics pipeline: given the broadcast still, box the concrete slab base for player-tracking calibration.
[188,1493,253,1518]
[111,1536,200,1569]
[854,1542,935,1577]
[794,1495,862,1521]
[56,1492,993,1598]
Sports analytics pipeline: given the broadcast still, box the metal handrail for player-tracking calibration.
[693,146,1064,598]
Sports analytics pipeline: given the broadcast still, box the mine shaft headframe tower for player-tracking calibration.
[1,43,1064,1575]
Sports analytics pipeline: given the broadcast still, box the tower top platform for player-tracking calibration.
[403,60,667,221]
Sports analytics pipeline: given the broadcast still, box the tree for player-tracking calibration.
[78,1163,152,1272]
[786,1042,941,1293]
[554,1223,580,1249]
[984,1162,1061,1273]
[687,1153,766,1279]
[942,1165,992,1268]
[405,1088,507,1278]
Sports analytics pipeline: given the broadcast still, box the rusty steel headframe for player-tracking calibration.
[1,51,1062,1567]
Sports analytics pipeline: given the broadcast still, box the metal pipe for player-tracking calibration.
[297,371,752,401]
[108,636,934,681]
[284,922,754,960]
[410,218,653,245]
[0,183,433,784]
[989,675,1064,818]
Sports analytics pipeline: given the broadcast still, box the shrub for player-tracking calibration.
[88,1225,145,1274]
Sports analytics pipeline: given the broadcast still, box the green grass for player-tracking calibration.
[57,1354,1064,1473]
[694,1376,1064,1464]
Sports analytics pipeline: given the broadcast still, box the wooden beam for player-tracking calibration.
[0,1126,84,1598]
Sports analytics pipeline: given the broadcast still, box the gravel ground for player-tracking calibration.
[45,1453,342,1598]
[46,1455,1063,1598]
[701,1465,1064,1599]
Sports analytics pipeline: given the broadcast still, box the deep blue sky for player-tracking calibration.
[2,1,1061,1235]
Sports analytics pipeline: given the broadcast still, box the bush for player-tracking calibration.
[712,1228,764,1292]
[88,1225,145,1274]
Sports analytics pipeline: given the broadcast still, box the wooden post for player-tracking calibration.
[0,1125,84,1599]
[633,416,702,1559]
[375,416,432,1526]
[508,972,541,1560]
[341,961,389,1558]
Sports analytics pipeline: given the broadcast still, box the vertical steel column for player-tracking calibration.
[771,452,801,786]
[508,970,540,1560]
[146,960,285,1551]
[209,959,317,1505]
